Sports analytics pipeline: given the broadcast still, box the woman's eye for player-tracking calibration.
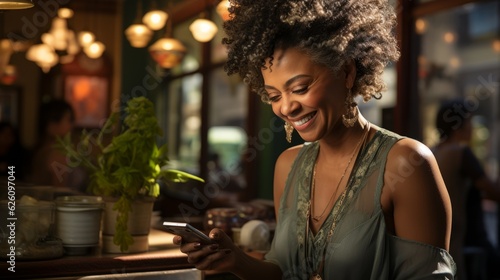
[269,95,281,103]
[292,87,308,94]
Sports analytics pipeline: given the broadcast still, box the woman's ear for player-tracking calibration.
[343,59,357,89]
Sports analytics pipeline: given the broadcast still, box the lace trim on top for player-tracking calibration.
[296,131,383,264]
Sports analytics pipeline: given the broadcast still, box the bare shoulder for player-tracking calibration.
[384,138,451,249]
[276,145,303,167]
[385,137,445,198]
[385,138,436,182]
[274,144,303,187]
[273,144,304,218]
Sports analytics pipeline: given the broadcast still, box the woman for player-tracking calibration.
[174,0,456,278]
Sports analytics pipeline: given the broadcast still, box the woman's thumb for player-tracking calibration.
[209,228,234,247]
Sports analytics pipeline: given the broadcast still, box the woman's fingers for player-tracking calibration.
[193,249,233,271]
[173,228,236,272]
[186,243,221,263]
[172,235,182,245]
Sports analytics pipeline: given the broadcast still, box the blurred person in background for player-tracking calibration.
[28,99,87,192]
[433,98,500,280]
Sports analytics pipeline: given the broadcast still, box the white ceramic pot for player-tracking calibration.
[55,196,103,254]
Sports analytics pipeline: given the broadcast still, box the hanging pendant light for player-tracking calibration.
[216,0,231,21]
[142,1,168,31]
[125,24,153,48]
[0,0,34,9]
[148,0,186,68]
[125,0,153,48]
[189,18,218,42]
[149,37,186,68]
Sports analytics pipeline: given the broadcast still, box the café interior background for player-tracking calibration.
[0,0,499,242]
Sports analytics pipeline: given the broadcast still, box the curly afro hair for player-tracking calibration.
[222,0,400,104]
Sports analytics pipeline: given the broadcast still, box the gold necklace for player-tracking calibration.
[306,122,370,280]
[311,123,370,223]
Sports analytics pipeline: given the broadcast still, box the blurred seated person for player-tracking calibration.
[28,99,87,192]
[0,121,29,180]
[432,98,500,279]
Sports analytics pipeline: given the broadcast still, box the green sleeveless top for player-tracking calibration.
[265,128,456,279]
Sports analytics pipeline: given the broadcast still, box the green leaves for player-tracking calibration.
[160,169,204,183]
[57,96,204,252]
[113,196,133,252]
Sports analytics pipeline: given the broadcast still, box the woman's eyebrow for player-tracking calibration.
[264,74,311,90]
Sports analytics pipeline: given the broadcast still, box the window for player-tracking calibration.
[160,7,251,203]
[413,0,500,248]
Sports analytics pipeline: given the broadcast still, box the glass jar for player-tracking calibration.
[0,196,63,260]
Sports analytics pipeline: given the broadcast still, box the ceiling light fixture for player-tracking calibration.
[148,1,186,68]
[142,1,168,31]
[0,0,34,10]
[216,0,231,21]
[125,0,153,48]
[149,37,186,69]
[190,2,221,43]
[189,18,218,42]
[25,7,105,72]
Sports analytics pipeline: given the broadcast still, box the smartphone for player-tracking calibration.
[163,221,214,244]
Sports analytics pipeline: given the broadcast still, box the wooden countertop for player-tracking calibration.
[0,228,193,279]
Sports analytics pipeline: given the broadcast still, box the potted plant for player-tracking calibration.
[59,96,203,252]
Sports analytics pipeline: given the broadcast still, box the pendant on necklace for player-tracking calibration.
[310,273,322,280]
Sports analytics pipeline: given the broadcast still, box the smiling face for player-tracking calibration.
[262,47,355,142]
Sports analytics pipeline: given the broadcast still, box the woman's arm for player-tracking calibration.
[384,138,452,250]
[173,146,302,279]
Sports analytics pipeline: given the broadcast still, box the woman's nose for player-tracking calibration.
[279,94,300,117]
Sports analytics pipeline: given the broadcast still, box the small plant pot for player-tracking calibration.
[55,196,104,255]
[101,197,155,253]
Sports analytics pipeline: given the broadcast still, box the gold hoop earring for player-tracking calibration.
[284,122,294,143]
[342,89,358,128]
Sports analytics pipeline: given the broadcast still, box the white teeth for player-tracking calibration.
[293,113,314,126]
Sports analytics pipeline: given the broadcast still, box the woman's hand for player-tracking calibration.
[173,228,239,272]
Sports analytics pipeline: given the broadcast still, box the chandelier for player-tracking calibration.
[25,7,106,72]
